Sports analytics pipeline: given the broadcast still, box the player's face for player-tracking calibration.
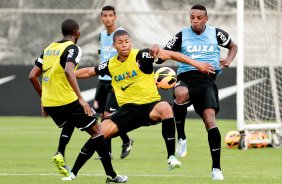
[101,10,116,28]
[113,35,132,57]
[190,9,208,34]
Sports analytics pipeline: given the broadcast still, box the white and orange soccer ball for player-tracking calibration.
[247,131,268,148]
[154,67,177,90]
[224,130,241,148]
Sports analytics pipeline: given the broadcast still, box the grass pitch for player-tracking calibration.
[0,116,281,184]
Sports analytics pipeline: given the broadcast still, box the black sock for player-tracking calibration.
[106,138,112,153]
[57,125,75,156]
[173,101,187,140]
[208,127,221,170]
[71,135,116,177]
[95,136,116,178]
[120,133,130,144]
[71,137,97,176]
[162,118,176,158]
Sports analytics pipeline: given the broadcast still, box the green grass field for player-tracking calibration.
[0,117,281,184]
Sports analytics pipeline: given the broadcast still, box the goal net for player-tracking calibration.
[237,0,282,148]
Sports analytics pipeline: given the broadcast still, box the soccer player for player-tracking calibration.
[96,5,133,159]
[163,4,238,180]
[28,19,127,183]
[70,30,215,176]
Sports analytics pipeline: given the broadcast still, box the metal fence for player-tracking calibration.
[0,0,237,66]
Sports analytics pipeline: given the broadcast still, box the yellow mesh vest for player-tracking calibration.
[109,49,160,106]
[41,41,78,106]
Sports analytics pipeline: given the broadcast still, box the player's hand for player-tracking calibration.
[220,58,231,68]
[149,44,160,62]
[41,105,48,117]
[197,62,215,74]
[79,98,94,116]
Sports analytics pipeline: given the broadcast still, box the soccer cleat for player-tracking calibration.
[120,139,134,159]
[176,138,187,157]
[52,152,70,177]
[61,172,76,181]
[211,168,224,180]
[106,174,128,183]
[167,155,181,170]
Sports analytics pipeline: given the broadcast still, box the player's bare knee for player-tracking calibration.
[89,130,103,138]
[101,119,119,139]
[174,89,189,104]
[204,120,217,130]
[87,123,103,138]
[202,109,217,129]
[158,101,174,118]
[174,97,186,105]
[202,115,216,129]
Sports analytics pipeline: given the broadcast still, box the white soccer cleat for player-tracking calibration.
[211,168,224,180]
[176,138,187,157]
[106,174,128,183]
[167,155,181,170]
[61,172,76,181]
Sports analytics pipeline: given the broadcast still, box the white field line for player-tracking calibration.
[0,173,281,179]
[0,173,183,177]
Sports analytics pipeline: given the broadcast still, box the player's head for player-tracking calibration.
[101,5,117,28]
[113,30,132,57]
[61,18,80,44]
[190,5,208,34]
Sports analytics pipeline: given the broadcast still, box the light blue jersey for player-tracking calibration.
[98,27,123,80]
[178,26,221,75]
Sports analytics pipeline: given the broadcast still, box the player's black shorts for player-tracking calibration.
[44,100,97,131]
[175,70,219,116]
[106,101,160,134]
[94,80,119,113]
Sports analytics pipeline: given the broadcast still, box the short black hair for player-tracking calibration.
[191,4,207,16]
[113,30,130,42]
[101,5,116,15]
[61,19,79,36]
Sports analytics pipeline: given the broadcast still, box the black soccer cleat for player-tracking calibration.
[120,139,134,159]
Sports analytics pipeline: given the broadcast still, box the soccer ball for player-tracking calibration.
[154,67,177,89]
[224,130,241,148]
[247,131,268,148]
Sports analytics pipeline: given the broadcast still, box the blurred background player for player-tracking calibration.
[164,4,237,180]
[74,30,215,173]
[28,18,127,183]
[96,5,133,159]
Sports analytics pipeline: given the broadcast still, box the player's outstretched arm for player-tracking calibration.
[75,66,96,79]
[158,49,215,74]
